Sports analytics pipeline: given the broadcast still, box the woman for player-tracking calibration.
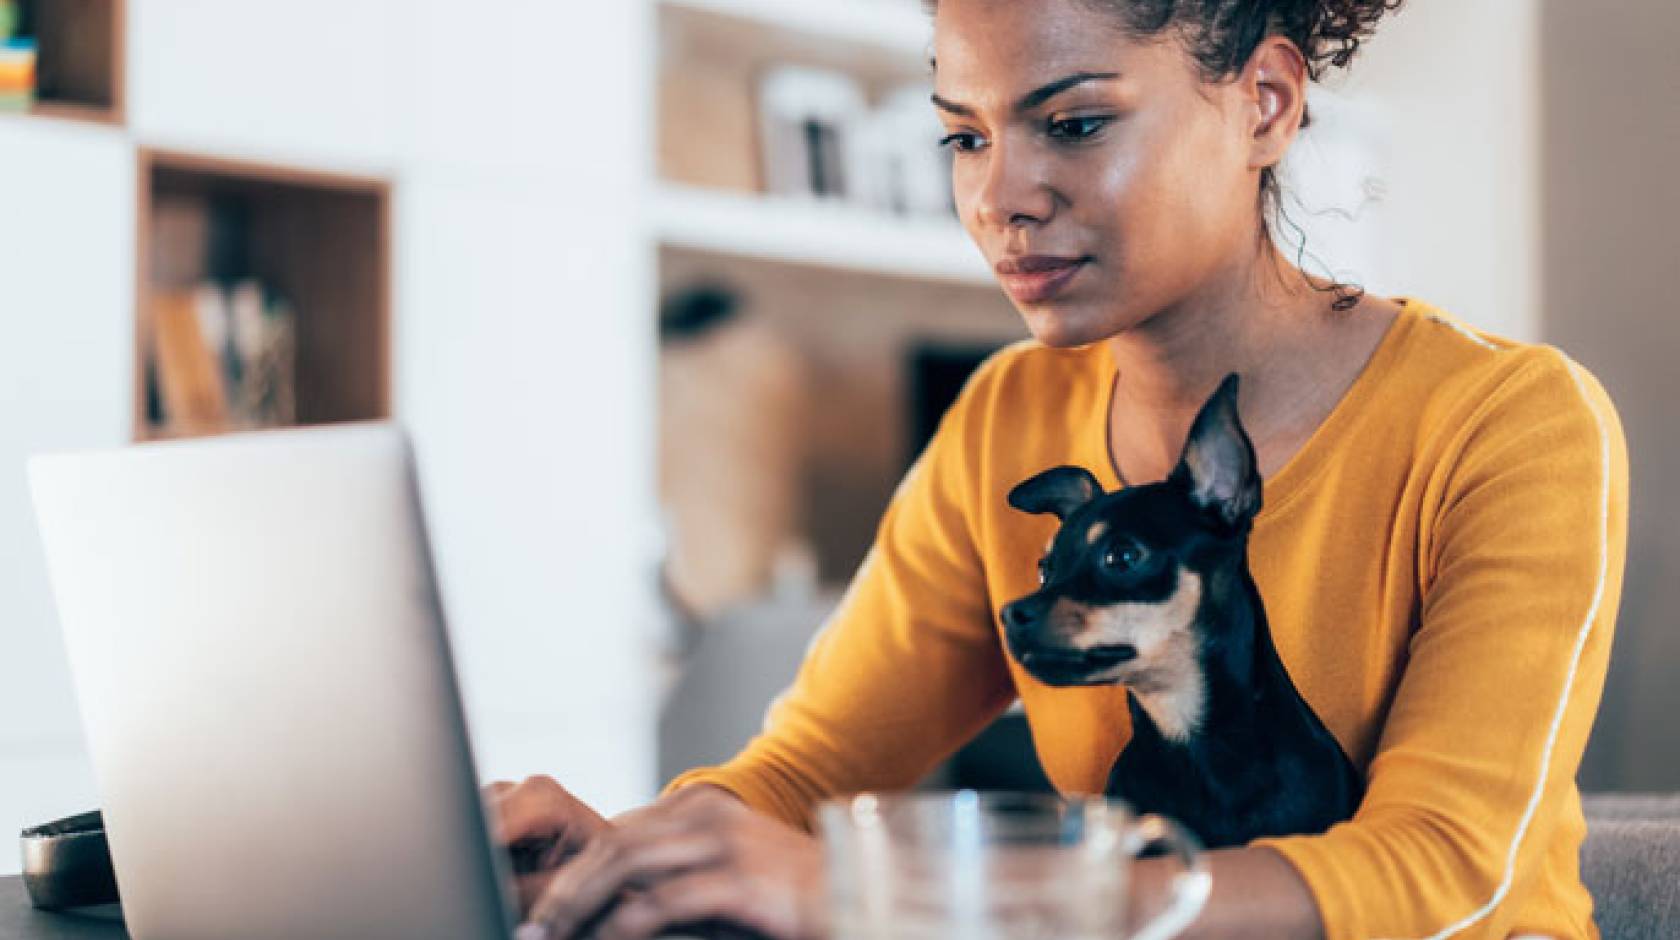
[498,1,1629,937]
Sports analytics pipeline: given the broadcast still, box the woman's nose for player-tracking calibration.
[972,143,1056,231]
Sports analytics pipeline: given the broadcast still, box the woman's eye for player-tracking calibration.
[1048,116,1112,141]
[938,132,985,154]
[1103,544,1145,571]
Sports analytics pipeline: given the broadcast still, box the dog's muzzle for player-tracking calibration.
[1001,595,1138,685]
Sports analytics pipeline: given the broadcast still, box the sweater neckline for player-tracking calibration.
[1084,297,1421,521]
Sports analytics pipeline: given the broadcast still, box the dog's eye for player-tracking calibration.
[1036,556,1050,584]
[1103,543,1146,572]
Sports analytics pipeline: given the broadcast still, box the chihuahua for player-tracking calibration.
[999,374,1363,849]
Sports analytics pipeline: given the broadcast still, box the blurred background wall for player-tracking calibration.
[0,0,1673,878]
[1330,0,1541,342]
[1540,0,1680,789]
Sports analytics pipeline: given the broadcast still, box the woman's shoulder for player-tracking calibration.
[1387,297,1547,383]
[1384,298,1623,460]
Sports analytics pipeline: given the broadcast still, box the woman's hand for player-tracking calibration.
[520,785,826,940]
[485,775,613,914]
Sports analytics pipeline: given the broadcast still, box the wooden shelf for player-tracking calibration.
[24,98,117,124]
[136,149,391,442]
[660,0,931,61]
[7,0,125,125]
[653,184,991,286]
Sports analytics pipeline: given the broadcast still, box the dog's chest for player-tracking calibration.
[1107,697,1361,849]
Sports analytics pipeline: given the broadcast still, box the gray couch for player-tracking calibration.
[1581,793,1680,939]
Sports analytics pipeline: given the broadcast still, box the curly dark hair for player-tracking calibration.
[1096,0,1402,84]
[923,0,1401,86]
[928,0,1405,310]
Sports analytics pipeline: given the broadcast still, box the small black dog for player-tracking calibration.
[999,374,1363,849]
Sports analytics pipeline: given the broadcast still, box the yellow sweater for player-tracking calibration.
[668,298,1628,940]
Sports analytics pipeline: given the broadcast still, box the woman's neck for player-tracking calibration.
[1103,249,1378,483]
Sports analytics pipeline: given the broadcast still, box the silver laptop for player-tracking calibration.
[29,423,516,939]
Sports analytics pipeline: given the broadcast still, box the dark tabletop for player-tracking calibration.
[0,877,125,940]
[0,874,725,939]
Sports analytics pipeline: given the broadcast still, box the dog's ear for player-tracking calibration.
[1008,466,1101,521]
[1169,373,1262,531]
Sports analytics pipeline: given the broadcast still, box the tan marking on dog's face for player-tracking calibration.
[1045,569,1201,654]
[1046,570,1207,741]
[1086,521,1108,545]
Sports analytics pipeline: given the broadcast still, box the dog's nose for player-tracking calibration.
[1002,602,1026,632]
[1001,595,1049,633]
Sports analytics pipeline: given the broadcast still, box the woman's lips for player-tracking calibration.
[995,256,1090,304]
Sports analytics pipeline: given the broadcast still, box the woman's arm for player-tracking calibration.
[1131,847,1323,940]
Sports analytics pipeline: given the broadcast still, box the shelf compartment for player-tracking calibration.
[136,149,391,441]
[653,183,990,286]
[6,0,125,124]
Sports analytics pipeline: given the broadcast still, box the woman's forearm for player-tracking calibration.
[1132,845,1324,940]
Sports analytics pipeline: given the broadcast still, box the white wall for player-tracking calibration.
[0,117,135,863]
[391,0,661,817]
[1286,0,1541,341]
[129,0,404,171]
[398,165,660,810]
[0,0,661,875]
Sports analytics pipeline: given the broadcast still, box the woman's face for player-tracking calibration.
[933,0,1266,347]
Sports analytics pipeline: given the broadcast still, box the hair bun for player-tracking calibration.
[1010,1,1407,82]
[1282,0,1405,78]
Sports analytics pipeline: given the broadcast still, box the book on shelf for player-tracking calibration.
[0,1,32,111]
[151,289,229,436]
[148,279,297,439]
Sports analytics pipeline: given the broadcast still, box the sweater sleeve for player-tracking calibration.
[1253,349,1629,939]
[663,356,1018,831]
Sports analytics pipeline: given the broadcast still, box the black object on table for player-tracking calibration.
[0,876,126,939]
[19,812,119,913]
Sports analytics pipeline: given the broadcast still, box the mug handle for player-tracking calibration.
[1127,813,1214,940]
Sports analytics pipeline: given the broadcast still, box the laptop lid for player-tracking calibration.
[29,423,515,940]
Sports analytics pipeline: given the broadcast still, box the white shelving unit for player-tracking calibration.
[660,0,933,61]
[654,183,989,285]
[648,0,1015,591]
[651,0,987,290]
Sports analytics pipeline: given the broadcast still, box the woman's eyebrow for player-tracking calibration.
[930,71,1123,117]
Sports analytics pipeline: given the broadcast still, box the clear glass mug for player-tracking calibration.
[817,791,1212,940]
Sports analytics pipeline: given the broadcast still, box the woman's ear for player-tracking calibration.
[1243,35,1310,172]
